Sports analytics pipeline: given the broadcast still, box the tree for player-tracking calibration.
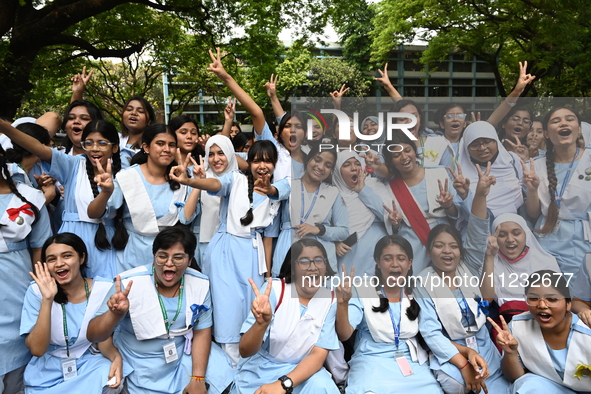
[0,0,342,119]
[370,0,591,97]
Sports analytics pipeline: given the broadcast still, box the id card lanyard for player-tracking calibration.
[300,182,319,224]
[381,287,401,350]
[153,266,184,340]
[556,147,580,209]
[62,278,89,358]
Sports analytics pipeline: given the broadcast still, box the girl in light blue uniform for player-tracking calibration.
[20,233,129,394]
[0,120,124,279]
[232,239,339,394]
[414,161,510,394]
[170,140,288,366]
[333,151,388,276]
[524,107,591,276]
[491,270,591,394]
[88,226,234,394]
[0,127,53,393]
[90,123,187,273]
[272,144,348,276]
[335,235,443,394]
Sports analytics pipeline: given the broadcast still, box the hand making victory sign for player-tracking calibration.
[448,163,470,200]
[107,275,133,316]
[505,137,529,162]
[383,200,402,229]
[520,159,540,191]
[248,278,273,327]
[94,159,114,194]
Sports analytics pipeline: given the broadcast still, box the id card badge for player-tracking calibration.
[465,336,478,352]
[163,341,178,363]
[551,220,561,236]
[396,357,414,377]
[61,358,77,381]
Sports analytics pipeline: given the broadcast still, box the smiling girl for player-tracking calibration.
[170,140,287,366]
[523,107,591,275]
[0,119,123,279]
[21,233,129,394]
[89,123,187,274]
[119,96,155,152]
[491,270,591,394]
[61,101,103,156]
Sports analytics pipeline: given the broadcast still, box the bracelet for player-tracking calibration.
[459,361,470,370]
[505,99,517,107]
[189,376,205,381]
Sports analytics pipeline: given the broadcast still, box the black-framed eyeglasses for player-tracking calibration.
[468,139,496,151]
[154,253,188,267]
[296,257,326,270]
[81,140,113,151]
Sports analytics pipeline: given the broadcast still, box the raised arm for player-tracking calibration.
[481,227,500,301]
[220,97,236,138]
[521,159,541,220]
[472,162,494,219]
[0,119,53,163]
[264,74,285,119]
[488,316,524,383]
[207,48,266,134]
[375,63,403,103]
[169,151,222,192]
[239,278,273,358]
[70,66,93,103]
[335,265,355,341]
[24,262,58,357]
[87,276,132,343]
[487,61,535,127]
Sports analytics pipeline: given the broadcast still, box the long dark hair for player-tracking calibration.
[240,140,278,226]
[62,100,103,154]
[82,120,122,251]
[41,233,88,304]
[303,141,337,185]
[393,99,425,136]
[371,235,420,320]
[278,239,336,283]
[537,107,582,235]
[168,115,205,159]
[277,111,304,148]
[382,131,417,178]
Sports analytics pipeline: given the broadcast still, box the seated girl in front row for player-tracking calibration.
[231,239,340,394]
[491,270,591,394]
[20,233,129,394]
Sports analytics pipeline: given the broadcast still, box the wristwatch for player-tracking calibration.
[316,224,326,237]
[278,375,293,393]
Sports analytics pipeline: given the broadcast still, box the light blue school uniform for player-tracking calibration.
[572,258,591,302]
[396,174,462,274]
[440,141,460,169]
[203,171,283,344]
[96,265,234,394]
[108,164,186,273]
[177,185,204,269]
[336,186,388,277]
[271,184,349,276]
[19,278,132,393]
[46,150,118,279]
[529,157,591,275]
[231,281,340,394]
[414,213,510,393]
[255,122,305,180]
[508,315,591,394]
[345,297,443,394]
[0,194,51,377]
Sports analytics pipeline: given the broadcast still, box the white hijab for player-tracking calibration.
[332,151,375,239]
[457,121,523,216]
[491,213,560,304]
[199,135,238,242]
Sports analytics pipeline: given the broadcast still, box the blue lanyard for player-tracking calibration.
[381,287,401,350]
[556,148,579,209]
[457,296,472,325]
[300,182,319,224]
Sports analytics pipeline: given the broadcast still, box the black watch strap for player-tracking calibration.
[316,223,326,237]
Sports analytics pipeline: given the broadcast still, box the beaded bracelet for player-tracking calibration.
[189,376,205,381]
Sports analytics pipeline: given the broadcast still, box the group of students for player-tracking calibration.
[0,52,590,394]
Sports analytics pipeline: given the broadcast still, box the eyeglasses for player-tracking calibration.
[81,140,113,151]
[468,139,496,151]
[443,113,467,120]
[509,115,532,125]
[296,257,326,270]
[525,296,564,307]
[154,253,188,267]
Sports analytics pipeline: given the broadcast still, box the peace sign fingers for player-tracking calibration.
[248,277,262,297]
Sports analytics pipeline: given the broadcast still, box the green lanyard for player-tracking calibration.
[61,278,89,358]
[153,266,184,340]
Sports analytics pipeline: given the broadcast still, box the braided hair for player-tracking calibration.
[371,235,420,320]
[81,120,122,250]
[537,107,582,235]
[240,140,278,226]
[0,145,40,224]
